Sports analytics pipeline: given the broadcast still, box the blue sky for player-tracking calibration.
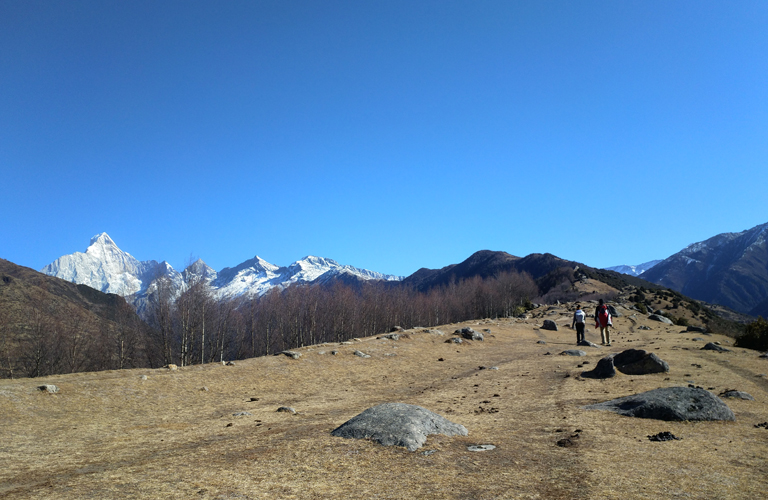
[2,1,767,277]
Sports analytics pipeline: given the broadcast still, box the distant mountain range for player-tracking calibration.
[606,222,768,318]
[604,260,662,277]
[41,233,402,314]
[40,221,768,320]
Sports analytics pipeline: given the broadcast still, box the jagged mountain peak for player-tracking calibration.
[89,232,117,248]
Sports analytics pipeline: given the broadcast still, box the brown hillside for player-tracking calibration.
[2,302,767,499]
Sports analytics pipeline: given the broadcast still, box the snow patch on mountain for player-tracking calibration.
[604,260,662,277]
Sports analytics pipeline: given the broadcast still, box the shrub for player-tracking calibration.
[635,302,647,314]
[674,317,689,327]
[735,317,768,352]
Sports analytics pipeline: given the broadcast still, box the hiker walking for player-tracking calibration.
[572,304,586,344]
[595,299,612,345]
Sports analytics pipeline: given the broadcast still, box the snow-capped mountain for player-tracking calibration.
[42,234,403,311]
[41,233,176,297]
[640,222,768,315]
[605,260,662,277]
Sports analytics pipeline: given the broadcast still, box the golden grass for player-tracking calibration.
[2,307,767,499]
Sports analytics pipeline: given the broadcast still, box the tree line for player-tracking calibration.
[1,270,538,379]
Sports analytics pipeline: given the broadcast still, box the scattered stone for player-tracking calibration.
[687,325,708,333]
[755,422,768,429]
[719,390,754,400]
[226,423,233,427]
[584,386,735,421]
[331,403,468,451]
[607,305,621,317]
[489,366,499,370]
[225,361,235,366]
[638,325,652,330]
[429,329,445,336]
[378,333,400,340]
[200,387,209,392]
[649,314,673,325]
[578,340,601,348]
[467,444,496,452]
[38,384,58,393]
[280,351,301,359]
[456,327,483,341]
[340,342,352,345]
[581,356,616,379]
[391,326,404,332]
[331,350,339,355]
[648,431,681,442]
[613,349,669,375]
[537,340,547,344]
[421,449,438,456]
[139,375,148,380]
[446,337,464,344]
[167,364,178,371]
[354,350,371,358]
[232,411,252,417]
[542,320,558,331]
[249,397,259,401]
[702,343,731,352]
[560,350,587,357]
[556,434,580,447]
[277,406,296,414]
[692,338,705,342]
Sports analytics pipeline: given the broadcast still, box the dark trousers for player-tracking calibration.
[575,323,585,343]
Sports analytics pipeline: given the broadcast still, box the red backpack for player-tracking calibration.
[598,304,610,324]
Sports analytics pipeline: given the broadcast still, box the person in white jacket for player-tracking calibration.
[572,305,586,344]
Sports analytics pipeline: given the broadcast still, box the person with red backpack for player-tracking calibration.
[595,299,612,346]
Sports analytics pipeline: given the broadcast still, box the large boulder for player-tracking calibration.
[581,356,616,379]
[542,320,558,331]
[607,304,622,317]
[456,327,484,341]
[613,349,670,375]
[331,403,468,451]
[584,387,735,421]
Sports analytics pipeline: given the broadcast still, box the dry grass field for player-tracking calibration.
[2,304,767,499]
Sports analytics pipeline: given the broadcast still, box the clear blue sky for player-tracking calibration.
[2,1,767,277]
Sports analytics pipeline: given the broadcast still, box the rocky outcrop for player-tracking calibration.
[584,387,735,421]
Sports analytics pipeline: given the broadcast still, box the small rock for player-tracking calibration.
[232,411,252,417]
[378,333,400,341]
[687,325,708,333]
[280,351,302,359]
[577,340,601,348]
[200,387,209,392]
[648,431,681,442]
[649,314,673,325]
[719,390,754,400]
[354,350,371,358]
[581,356,616,379]
[560,350,587,357]
[542,320,558,331]
[702,343,731,352]
[167,364,178,371]
[331,350,339,355]
[638,325,652,330]
[446,337,464,344]
[139,375,148,380]
[467,444,496,452]
[277,406,297,414]
[225,361,235,366]
[38,384,58,393]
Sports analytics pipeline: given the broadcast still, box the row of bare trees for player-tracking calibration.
[1,270,537,378]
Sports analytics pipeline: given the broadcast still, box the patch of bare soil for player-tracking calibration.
[2,309,767,499]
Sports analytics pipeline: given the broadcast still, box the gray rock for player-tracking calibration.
[702,343,731,352]
[378,333,400,340]
[139,375,148,380]
[446,337,464,344]
[578,340,601,348]
[280,350,301,359]
[232,411,252,417]
[542,320,558,331]
[638,325,652,330]
[391,326,405,332]
[277,406,297,414]
[331,403,468,451]
[613,349,670,375]
[687,325,708,333]
[467,444,496,452]
[354,350,371,358]
[584,386,735,421]
[581,356,617,379]
[560,350,587,357]
[457,327,484,341]
[331,350,339,355]
[720,390,754,400]
[38,384,58,393]
[537,340,547,344]
[607,305,621,317]
[649,314,674,325]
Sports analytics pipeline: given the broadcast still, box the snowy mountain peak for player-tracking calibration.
[604,260,662,277]
[89,232,116,248]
